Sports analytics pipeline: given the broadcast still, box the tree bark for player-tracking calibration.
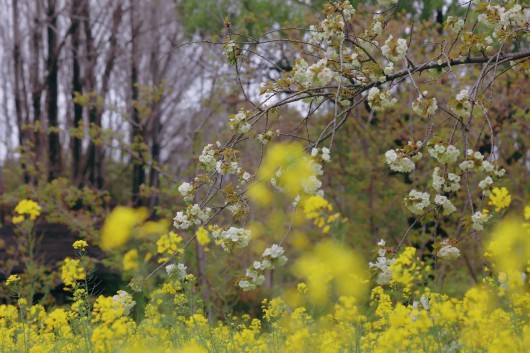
[130,0,145,207]
[71,0,83,183]
[31,4,43,182]
[46,0,62,181]
[13,0,30,184]
[147,5,162,212]
[82,1,122,189]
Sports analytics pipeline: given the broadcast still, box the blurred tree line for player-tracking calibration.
[0,0,467,211]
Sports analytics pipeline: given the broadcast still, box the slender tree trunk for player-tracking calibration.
[29,4,44,183]
[0,167,4,225]
[147,7,161,212]
[148,136,161,210]
[81,0,99,188]
[13,0,30,183]
[46,0,62,181]
[130,0,145,206]
[192,131,211,319]
[82,0,122,189]
[71,0,83,183]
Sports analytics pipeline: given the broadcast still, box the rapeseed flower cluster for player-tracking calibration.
[2,202,530,352]
[488,186,511,212]
[12,199,41,224]
[302,195,341,233]
[156,231,184,263]
[100,206,149,251]
[60,258,86,288]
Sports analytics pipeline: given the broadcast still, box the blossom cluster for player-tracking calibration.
[173,204,211,230]
[476,2,527,39]
[368,239,395,285]
[437,239,461,260]
[229,110,252,134]
[198,143,218,172]
[412,92,438,117]
[446,15,465,33]
[311,146,331,163]
[471,209,492,231]
[449,89,487,118]
[404,190,431,215]
[293,58,335,87]
[112,290,136,316]
[166,263,187,280]
[178,182,194,203]
[428,143,460,164]
[433,194,457,216]
[367,14,384,37]
[216,159,240,176]
[367,87,397,112]
[381,35,408,62]
[211,226,251,252]
[432,167,461,193]
[257,130,274,145]
[307,1,354,50]
[239,244,287,291]
[460,148,506,197]
[222,39,240,65]
[385,140,423,173]
[385,137,506,228]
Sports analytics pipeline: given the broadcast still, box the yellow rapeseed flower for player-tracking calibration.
[196,226,211,246]
[44,308,72,336]
[61,258,86,288]
[303,195,332,218]
[292,241,368,303]
[156,231,184,263]
[248,143,315,204]
[389,247,418,291]
[302,195,341,233]
[12,199,41,223]
[138,219,170,238]
[488,187,511,212]
[12,215,24,224]
[176,343,208,353]
[72,240,89,251]
[486,217,529,290]
[6,274,21,287]
[100,207,149,251]
[123,249,139,271]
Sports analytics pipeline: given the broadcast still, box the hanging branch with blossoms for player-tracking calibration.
[146,0,530,291]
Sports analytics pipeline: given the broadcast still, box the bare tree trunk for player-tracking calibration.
[0,167,4,225]
[46,0,62,181]
[82,0,98,188]
[71,0,83,183]
[130,0,145,207]
[31,5,43,183]
[147,134,161,209]
[82,0,122,189]
[13,0,30,184]
[147,6,161,212]
[192,131,211,319]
